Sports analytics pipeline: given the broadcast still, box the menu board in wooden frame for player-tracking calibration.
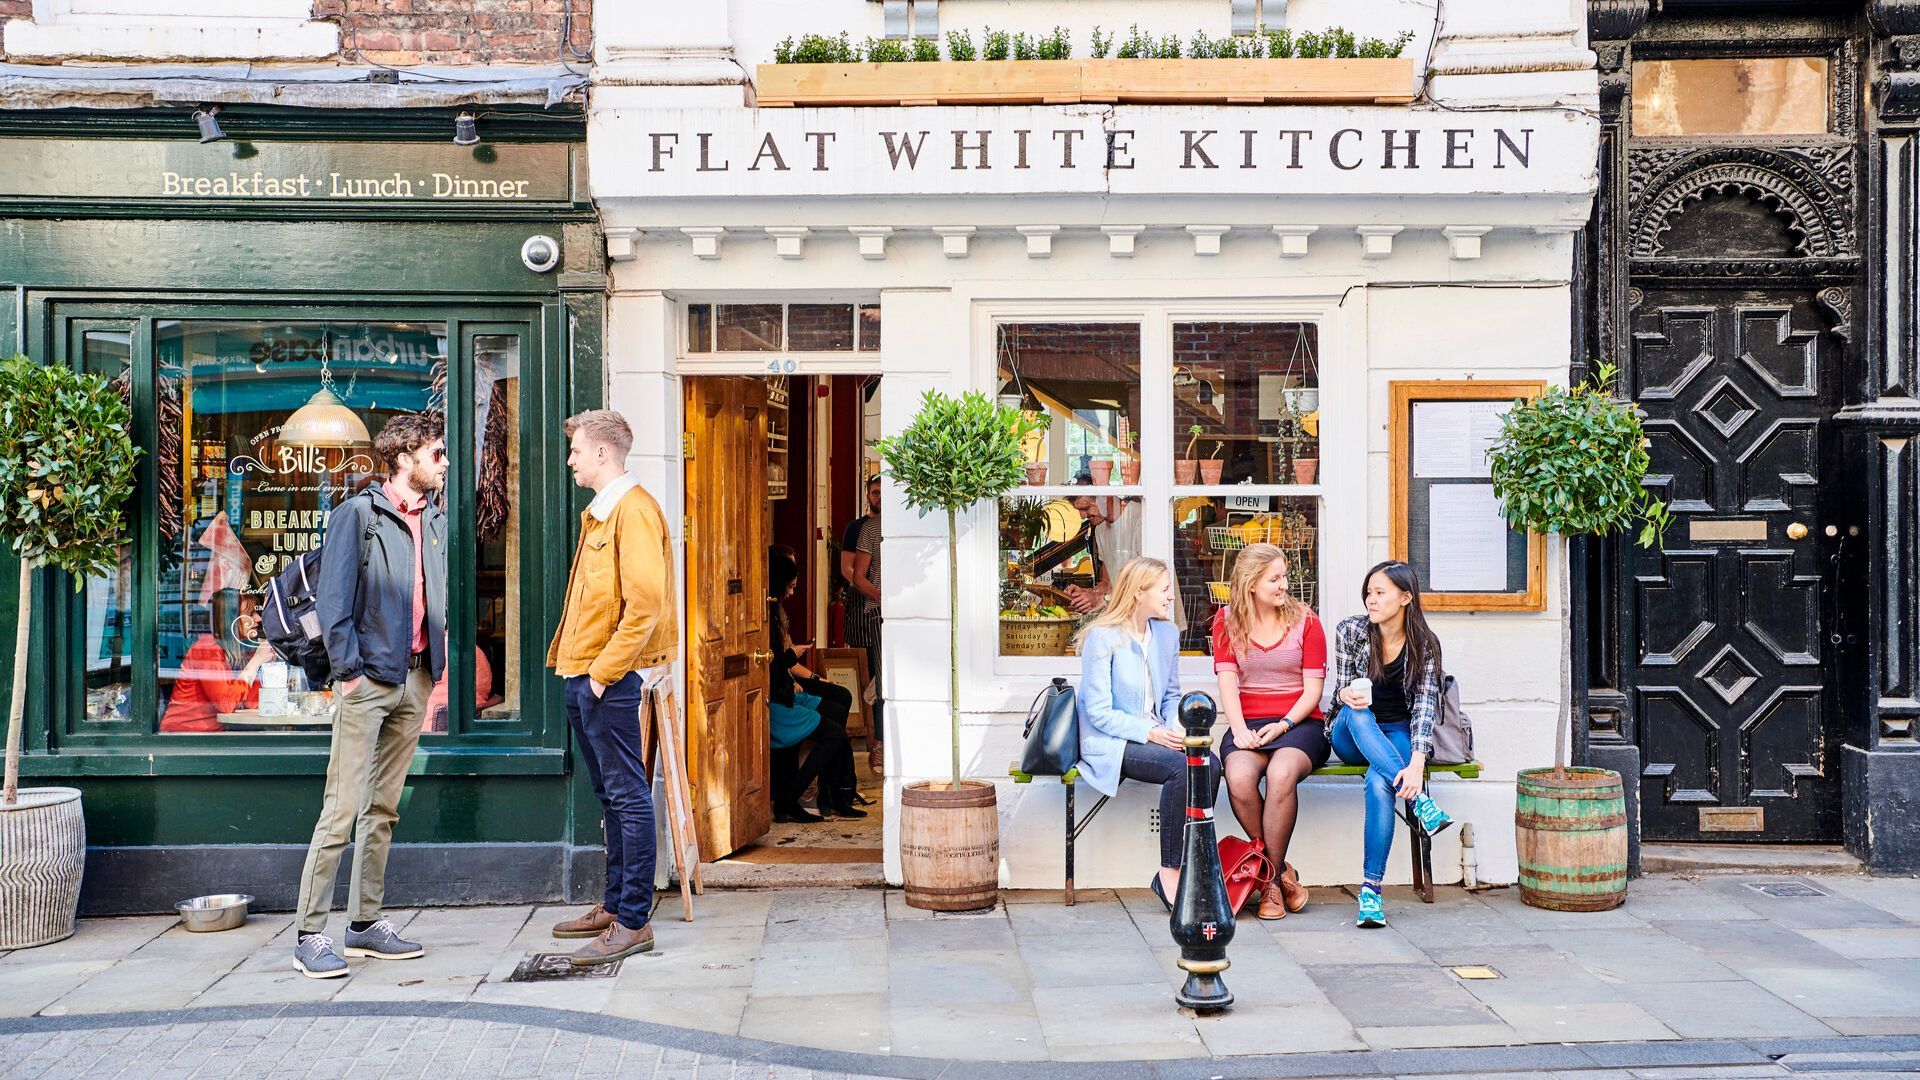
[1389,380,1548,612]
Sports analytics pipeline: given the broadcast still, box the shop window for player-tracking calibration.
[686,302,883,354]
[1171,496,1320,655]
[998,494,1143,658]
[1174,322,1319,487]
[144,321,444,735]
[465,334,521,729]
[80,328,134,728]
[1631,57,1829,137]
[997,322,1142,488]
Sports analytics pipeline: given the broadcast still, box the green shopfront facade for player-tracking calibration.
[0,107,611,914]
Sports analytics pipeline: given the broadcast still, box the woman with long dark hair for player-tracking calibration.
[1328,561,1453,928]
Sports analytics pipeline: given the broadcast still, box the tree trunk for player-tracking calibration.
[947,507,961,788]
[1555,539,1571,781]
[4,556,33,805]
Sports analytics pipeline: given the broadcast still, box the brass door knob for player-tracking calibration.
[751,649,775,663]
[1786,522,1809,540]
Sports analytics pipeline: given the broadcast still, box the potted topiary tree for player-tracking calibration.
[878,389,1043,910]
[0,355,140,948]
[1488,363,1669,913]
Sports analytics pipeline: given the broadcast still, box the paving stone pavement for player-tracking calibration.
[0,873,1917,1076]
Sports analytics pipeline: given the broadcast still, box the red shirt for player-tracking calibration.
[162,636,259,732]
[1211,607,1328,721]
[383,479,429,655]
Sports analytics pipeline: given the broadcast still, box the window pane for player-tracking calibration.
[715,304,783,351]
[81,329,135,726]
[1174,322,1319,487]
[787,303,855,351]
[687,303,712,353]
[454,333,521,733]
[997,494,1144,657]
[858,303,882,352]
[996,323,1141,488]
[1172,496,1319,654]
[155,320,445,734]
[1631,57,1829,137]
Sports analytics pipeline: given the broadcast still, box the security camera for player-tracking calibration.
[521,235,560,273]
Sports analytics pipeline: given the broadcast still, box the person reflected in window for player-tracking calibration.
[769,551,863,822]
[1064,495,1143,614]
[162,589,276,733]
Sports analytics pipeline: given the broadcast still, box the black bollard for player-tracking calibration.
[1170,690,1233,1012]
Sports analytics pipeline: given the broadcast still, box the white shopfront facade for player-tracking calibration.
[590,1,1600,889]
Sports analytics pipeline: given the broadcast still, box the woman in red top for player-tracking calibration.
[1214,543,1329,920]
[161,591,273,733]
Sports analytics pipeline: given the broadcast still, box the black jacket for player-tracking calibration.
[768,598,800,707]
[316,483,447,686]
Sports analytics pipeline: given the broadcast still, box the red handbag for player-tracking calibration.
[1217,835,1274,914]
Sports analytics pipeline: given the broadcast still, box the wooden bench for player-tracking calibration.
[1010,759,1482,906]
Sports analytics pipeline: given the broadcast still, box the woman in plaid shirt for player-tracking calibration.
[1327,561,1454,928]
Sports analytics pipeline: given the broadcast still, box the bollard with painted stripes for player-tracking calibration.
[1170,691,1234,1012]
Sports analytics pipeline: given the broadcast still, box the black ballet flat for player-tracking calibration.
[1149,874,1172,912]
[775,804,824,824]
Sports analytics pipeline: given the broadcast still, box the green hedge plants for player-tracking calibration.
[773,25,1412,64]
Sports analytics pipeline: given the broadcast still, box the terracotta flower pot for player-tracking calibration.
[1199,460,1224,485]
[1292,458,1318,485]
[1174,460,1200,485]
[1025,462,1048,485]
[1088,460,1113,485]
[1119,460,1141,484]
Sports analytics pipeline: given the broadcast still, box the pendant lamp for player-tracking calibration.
[279,331,370,448]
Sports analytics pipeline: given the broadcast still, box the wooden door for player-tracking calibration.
[684,377,772,860]
[1628,285,1841,842]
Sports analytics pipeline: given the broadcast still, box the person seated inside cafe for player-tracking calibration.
[161,589,277,733]
[768,549,864,822]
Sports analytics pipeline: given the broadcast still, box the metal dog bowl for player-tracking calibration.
[175,893,254,933]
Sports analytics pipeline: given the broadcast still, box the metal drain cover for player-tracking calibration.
[505,952,624,982]
[1745,881,1827,898]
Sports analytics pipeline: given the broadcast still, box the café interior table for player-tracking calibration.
[218,709,334,730]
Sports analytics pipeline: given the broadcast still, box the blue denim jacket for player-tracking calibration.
[1074,619,1183,797]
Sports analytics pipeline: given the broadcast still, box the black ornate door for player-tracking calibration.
[1629,285,1841,841]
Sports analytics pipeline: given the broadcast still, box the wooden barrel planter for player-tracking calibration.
[1515,767,1629,912]
[900,779,999,911]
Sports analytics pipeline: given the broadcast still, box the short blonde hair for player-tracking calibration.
[563,409,633,458]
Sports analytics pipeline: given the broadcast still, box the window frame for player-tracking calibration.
[961,295,1364,710]
[677,296,884,376]
[23,297,570,776]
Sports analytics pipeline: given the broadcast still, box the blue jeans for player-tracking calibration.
[565,672,656,930]
[1328,707,1412,887]
[1120,740,1222,869]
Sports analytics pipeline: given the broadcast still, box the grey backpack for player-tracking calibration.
[1429,674,1475,765]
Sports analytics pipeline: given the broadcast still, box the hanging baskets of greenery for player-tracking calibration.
[1487,363,1671,548]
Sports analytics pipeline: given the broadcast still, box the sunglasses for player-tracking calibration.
[422,446,447,463]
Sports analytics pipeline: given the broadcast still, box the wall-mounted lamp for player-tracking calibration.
[453,113,480,147]
[193,106,226,143]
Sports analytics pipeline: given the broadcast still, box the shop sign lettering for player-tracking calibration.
[603,106,1595,199]
[158,170,535,200]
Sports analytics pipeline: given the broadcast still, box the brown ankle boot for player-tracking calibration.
[1278,862,1309,913]
[569,921,654,966]
[551,903,616,939]
[1257,881,1288,920]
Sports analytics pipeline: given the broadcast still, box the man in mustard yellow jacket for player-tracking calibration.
[546,409,677,964]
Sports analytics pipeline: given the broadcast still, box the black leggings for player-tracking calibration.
[1121,740,1222,869]
[776,679,855,808]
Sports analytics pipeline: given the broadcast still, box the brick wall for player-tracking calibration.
[0,0,32,60]
[314,0,591,67]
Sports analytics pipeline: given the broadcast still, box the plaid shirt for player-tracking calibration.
[1330,615,1442,756]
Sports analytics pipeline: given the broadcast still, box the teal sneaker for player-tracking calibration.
[1411,792,1453,836]
[1356,886,1386,928]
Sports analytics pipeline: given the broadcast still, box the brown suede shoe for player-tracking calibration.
[569,921,654,966]
[1257,882,1288,920]
[551,904,617,939]
[867,741,885,772]
[1278,862,1309,913]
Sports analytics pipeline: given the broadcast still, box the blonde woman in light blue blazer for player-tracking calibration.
[1073,556,1221,911]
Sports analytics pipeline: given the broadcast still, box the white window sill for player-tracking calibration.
[2,19,339,60]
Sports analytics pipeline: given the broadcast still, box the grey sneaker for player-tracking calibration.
[344,918,424,960]
[293,933,349,979]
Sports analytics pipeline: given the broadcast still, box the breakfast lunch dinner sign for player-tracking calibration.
[591,105,1598,199]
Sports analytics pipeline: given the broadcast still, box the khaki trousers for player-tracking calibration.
[296,669,430,933]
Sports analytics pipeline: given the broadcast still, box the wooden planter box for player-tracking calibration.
[756,57,1414,108]
[757,60,1081,107]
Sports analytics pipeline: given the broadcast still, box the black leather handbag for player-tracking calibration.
[1019,677,1080,777]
